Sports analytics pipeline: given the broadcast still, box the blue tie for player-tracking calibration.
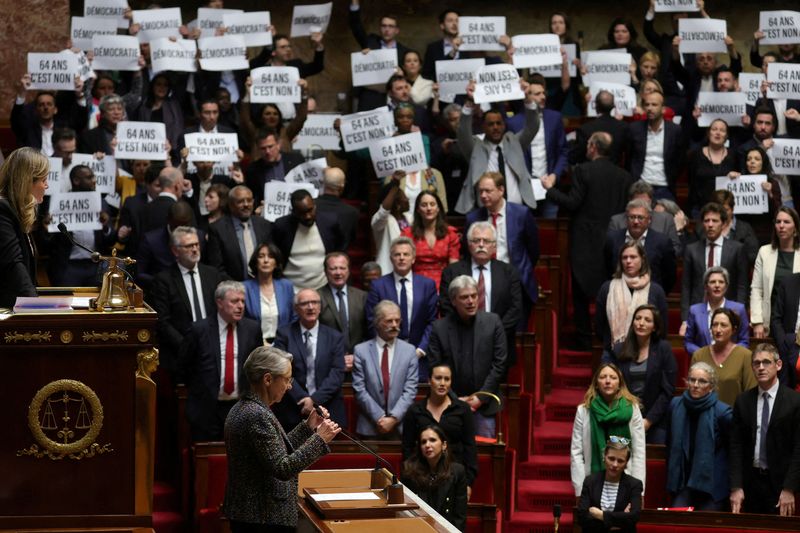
[399,278,409,339]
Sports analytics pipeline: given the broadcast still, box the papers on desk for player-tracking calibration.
[13,297,73,313]
[310,492,380,502]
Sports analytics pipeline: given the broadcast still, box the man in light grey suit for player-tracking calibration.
[608,180,682,256]
[454,80,539,214]
[352,300,419,439]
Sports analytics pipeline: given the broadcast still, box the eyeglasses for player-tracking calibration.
[752,359,776,368]
[297,300,321,307]
[177,242,200,249]
[607,435,630,446]
[626,215,648,222]
[686,377,710,386]
[469,238,496,244]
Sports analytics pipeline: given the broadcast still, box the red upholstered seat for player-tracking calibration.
[667,308,682,335]
[644,458,667,509]
[672,346,689,387]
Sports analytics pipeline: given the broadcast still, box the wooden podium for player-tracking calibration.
[0,295,158,532]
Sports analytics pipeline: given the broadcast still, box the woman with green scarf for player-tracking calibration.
[570,363,646,497]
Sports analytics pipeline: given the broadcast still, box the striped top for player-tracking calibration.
[600,480,619,511]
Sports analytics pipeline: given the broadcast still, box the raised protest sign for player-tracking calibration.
[222,11,272,47]
[678,18,727,54]
[771,139,800,176]
[696,92,747,127]
[739,73,765,106]
[715,175,768,214]
[339,107,395,152]
[351,49,398,87]
[290,2,332,37]
[115,122,167,160]
[71,49,96,82]
[46,157,63,197]
[767,63,800,100]
[435,58,485,103]
[196,8,243,38]
[473,63,524,104]
[368,132,428,178]
[65,154,116,195]
[132,7,182,43]
[759,11,800,45]
[84,0,128,29]
[28,53,78,91]
[583,51,632,86]
[655,0,699,13]
[250,66,301,103]
[150,38,197,73]
[459,16,506,52]
[184,133,239,162]
[47,192,103,233]
[539,43,576,78]
[262,181,318,222]
[293,113,342,151]
[91,35,140,71]
[512,34,562,70]
[71,16,117,51]
[198,35,248,71]
[285,157,327,189]
[587,82,637,117]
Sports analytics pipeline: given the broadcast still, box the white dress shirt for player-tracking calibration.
[491,200,509,262]
[641,122,667,187]
[178,262,206,321]
[753,379,780,467]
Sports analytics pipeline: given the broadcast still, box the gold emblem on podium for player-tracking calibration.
[17,379,113,460]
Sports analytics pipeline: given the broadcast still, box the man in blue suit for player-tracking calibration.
[366,237,438,378]
[272,288,347,430]
[465,172,539,329]
[353,300,418,439]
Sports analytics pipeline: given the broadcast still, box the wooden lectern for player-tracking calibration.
[0,298,158,532]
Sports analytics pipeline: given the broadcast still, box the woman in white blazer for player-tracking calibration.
[750,207,800,337]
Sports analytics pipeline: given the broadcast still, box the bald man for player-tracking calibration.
[315,167,359,249]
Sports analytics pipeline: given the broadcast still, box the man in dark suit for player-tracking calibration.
[440,221,521,363]
[319,252,368,371]
[608,180,682,257]
[206,185,272,281]
[116,164,162,258]
[542,132,634,348]
[730,343,800,516]
[273,288,346,430]
[272,189,345,290]
[267,33,325,79]
[768,273,800,388]
[681,202,748,320]
[421,9,461,80]
[244,129,305,206]
[693,189,760,266]
[181,280,263,441]
[136,200,196,291]
[140,167,191,234]
[151,226,227,375]
[11,75,87,152]
[428,275,507,437]
[571,90,630,165]
[315,167,359,250]
[176,99,241,160]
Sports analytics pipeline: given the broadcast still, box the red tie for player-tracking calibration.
[224,324,235,394]
[381,343,390,409]
[490,212,499,228]
[707,242,715,269]
[477,266,486,310]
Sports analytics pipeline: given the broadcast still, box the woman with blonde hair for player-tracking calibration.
[0,147,49,309]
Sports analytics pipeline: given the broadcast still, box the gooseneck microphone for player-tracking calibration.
[553,503,561,532]
[57,223,101,262]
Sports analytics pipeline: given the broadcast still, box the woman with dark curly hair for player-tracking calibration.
[244,243,296,344]
[600,18,648,64]
[401,191,460,290]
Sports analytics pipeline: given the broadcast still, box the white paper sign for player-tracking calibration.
[538,43,576,78]
[473,64,524,104]
[71,17,117,51]
[679,19,727,54]
[132,8,182,43]
[150,38,197,73]
[47,192,103,233]
[767,63,800,100]
[435,58,485,103]
[587,82,637,117]
[771,139,800,176]
[339,107,396,152]
[285,157,327,189]
[512,34,562,70]
[115,122,167,160]
[223,11,272,47]
[459,17,506,52]
[184,133,239,162]
[739,73,765,106]
[198,35,248,71]
[250,67,301,103]
[696,92,747,127]
[84,0,129,29]
[27,53,78,91]
[290,3,332,37]
[655,0,699,13]
[293,113,342,151]
[64,154,116,195]
[582,51,632,86]
[196,8,244,38]
[92,35,140,71]
[262,181,318,222]
[46,157,63,197]
[351,49,398,87]
[531,178,547,200]
[368,132,428,178]
[760,11,800,45]
[71,49,96,82]
[715,175,768,214]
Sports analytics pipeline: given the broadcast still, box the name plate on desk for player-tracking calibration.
[303,487,418,519]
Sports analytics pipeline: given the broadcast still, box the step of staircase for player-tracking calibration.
[507,510,573,533]
[552,366,593,389]
[557,349,593,368]
[518,455,571,480]
[516,479,576,512]
[532,421,573,455]
[542,389,584,423]
[153,510,184,533]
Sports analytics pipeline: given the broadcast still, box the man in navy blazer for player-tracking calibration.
[421,9,461,80]
[272,288,346,430]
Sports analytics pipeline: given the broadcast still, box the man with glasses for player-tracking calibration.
[730,344,800,516]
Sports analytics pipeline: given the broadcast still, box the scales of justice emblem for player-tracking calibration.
[17,379,113,460]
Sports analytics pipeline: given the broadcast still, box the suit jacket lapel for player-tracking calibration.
[210,315,222,380]
[322,286,342,330]
[489,261,502,311]
[172,266,192,316]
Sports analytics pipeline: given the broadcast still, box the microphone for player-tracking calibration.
[57,223,101,262]
[553,503,561,533]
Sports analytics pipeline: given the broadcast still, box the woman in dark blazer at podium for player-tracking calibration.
[0,147,49,310]
[222,346,340,533]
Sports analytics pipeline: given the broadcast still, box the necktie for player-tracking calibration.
[381,343,391,410]
[477,266,486,310]
[188,270,203,322]
[399,278,409,339]
[242,220,255,276]
[496,146,506,179]
[304,330,316,395]
[707,242,715,269]
[490,212,499,228]
[224,324,235,394]
[759,391,770,469]
[337,289,350,348]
